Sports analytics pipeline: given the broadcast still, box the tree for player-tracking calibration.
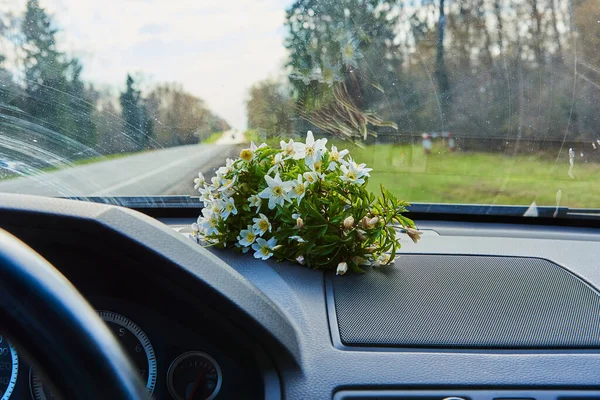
[119,74,153,151]
[22,0,75,135]
[146,83,229,147]
[246,79,293,138]
[435,0,451,123]
[20,0,99,154]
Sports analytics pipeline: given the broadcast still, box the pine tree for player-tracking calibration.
[22,0,76,137]
[120,74,153,151]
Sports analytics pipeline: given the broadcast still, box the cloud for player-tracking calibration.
[12,0,292,129]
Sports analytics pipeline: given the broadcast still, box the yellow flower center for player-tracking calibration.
[258,220,269,231]
[209,219,217,227]
[226,203,234,211]
[347,171,357,180]
[344,45,354,58]
[313,160,322,171]
[273,186,283,196]
[306,175,315,183]
[294,184,305,196]
[240,149,253,162]
[306,147,315,156]
[260,246,270,256]
[245,232,255,242]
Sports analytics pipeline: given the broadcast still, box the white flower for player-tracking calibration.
[210,175,222,189]
[191,222,199,233]
[296,255,306,265]
[327,145,350,170]
[293,131,328,167]
[209,200,221,215]
[280,139,297,158]
[373,253,392,267]
[193,172,205,190]
[198,185,212,205]
[219,175,236,191]
[340,34,364,68]
[219,197,238,220]
[267,153,285,175]
[303,167,325,185]
[248,194,262,210]
[258,173,292,209]
[289,174,308,205]
[252,237,277,260]
[317,61,343,86]
[336,261,348,276]
[252,213,272,236]
[352,255,374,266]
[289,235,307,243]
[237,225,257,247]
[340,158,372,185]
[198,211,219,236]
[217,158,235,176]
[250,142,267,151]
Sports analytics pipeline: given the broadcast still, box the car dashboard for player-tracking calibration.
[1,194,600,399]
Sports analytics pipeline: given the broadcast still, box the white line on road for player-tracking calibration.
[89,151,203,196]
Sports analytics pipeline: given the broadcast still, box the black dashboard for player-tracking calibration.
[2,194,600,399]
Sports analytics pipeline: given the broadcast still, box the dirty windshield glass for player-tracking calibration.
[0,0,598,211]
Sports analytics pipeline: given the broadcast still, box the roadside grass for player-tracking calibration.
[203,131,223,144]
[344,142,600,208]
[237,134,600,207]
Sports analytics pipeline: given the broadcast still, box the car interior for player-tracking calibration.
[1,194,600,399]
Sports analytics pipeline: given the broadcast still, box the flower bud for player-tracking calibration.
[406,227,422,243]
[296,217,304,229]
[336,261,348,276]
[356,229,367,242]
[343,216,355,229]
[191,223,199,232]
[296,255,305,265]
[361,216,379,229]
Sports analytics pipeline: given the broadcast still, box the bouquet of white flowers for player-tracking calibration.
[191,131,419,275]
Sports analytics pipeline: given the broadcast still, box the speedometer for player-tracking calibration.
[0,336,18,400]
[30,311,157,399]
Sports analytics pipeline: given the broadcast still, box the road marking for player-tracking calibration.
[89,151,205,196]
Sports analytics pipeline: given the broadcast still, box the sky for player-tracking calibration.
[10,0,293,129]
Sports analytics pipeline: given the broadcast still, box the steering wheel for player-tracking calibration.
[0,228,150,399]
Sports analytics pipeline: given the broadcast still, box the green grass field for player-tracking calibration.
[344,143,600,208]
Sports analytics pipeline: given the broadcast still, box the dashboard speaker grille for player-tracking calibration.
[330,255,600,348]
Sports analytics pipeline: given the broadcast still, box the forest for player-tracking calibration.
[0,0,229,161]
[247,0,599,151]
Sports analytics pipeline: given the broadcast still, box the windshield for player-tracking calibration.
[0,0,598,215]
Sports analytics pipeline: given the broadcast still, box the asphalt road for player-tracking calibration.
[0,131,245,197]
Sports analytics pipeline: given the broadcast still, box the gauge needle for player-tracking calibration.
[188,367,205,400]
